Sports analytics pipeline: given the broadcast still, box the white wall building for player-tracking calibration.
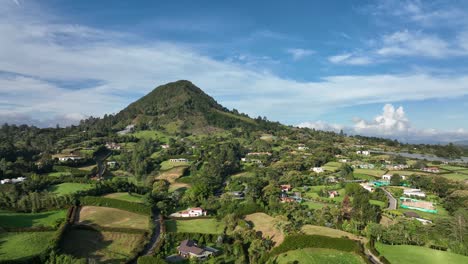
[312,167,324,173]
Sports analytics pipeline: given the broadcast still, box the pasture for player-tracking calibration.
[78,206,149,230]
[439,172,468,181]
[0,232,55,261]
[245,213,286,246]
[322,161,341,171]
[275,248,365,264]
[165,218,224,234]
[376,243,468,264]
[0,210,66,228]
[354,168,385,177]
[103,192,144,203]
[300,225,363,241]
[61,229,145,262]
[160,160,190,171]
[48,182,94,195]
[129,130,169,143]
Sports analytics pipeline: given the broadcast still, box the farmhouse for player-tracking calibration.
[170,158,189,163]
[179,207,207,217]
[280,184,292,192]
[178,240,213,259]
[422,167,440,173]
[311,167,324,173]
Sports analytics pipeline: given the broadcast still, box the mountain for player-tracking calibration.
[112,80,260,134]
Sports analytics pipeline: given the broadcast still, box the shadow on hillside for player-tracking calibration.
[0,211,61,228]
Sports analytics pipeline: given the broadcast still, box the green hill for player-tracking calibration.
[113,80,260,133]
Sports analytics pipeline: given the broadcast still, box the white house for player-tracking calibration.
[339,159,348,163]
[58,155,83,162]
[180,207,207,217]
[356,150,370,156]
[105,142,121,150]
[170,158,189,163]
[382,174,406,181]
[161,144,170,149]
[297,145,309,150]
[422,167,440,173]
[360,183,375,192]
[107,161,117,168]
[1,177,26,184]
[312,167,324,173]
[404,188,426,198]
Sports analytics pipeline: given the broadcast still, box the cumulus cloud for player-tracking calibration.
[298,104,468,143]
[286,48,315,60]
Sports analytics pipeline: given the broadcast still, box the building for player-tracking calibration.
[382,174,406,181]
[180,208,207,217]
[339,159,348,163]
[161,144,170,149]
[297,144,309,150]
[280,197,296,203]
[422,167,440,173]
[356,150,370,156]
[105,142,121,150]
[280,184,292,192]
[360,183,375,192]
[58,155,83,162]
[1,177,26,184]
[311,167,324,173]
[328,190,339,198]
[178,240,213,259]
[170,158,189,163]
[107,161,117,168]
[403,188,426,198]
[246,152,272,156]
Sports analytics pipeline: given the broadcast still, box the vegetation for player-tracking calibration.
[165,218,224,234]
[375,243,468,264]
[48,183,94,195]
[0,232,55,261]
[274,248,365,264]
[0,210,66,228]
[78,206,149,230]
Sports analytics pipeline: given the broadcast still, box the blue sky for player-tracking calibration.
[2,0,468,143]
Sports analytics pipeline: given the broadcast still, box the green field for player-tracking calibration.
[300,225,363,241]
[323,162,341,171]
[0,232,55,261]
[353,173,377,180]
[103,192,144,203]
[439,165,468,171]
[61,229,145,262]
[376,243,468,264]
[166,218,224,234]
[79,206,149,230]
[0,210,66,228]
[160,160,190,170]
[129,130,170,143]
[48,182,94,195]
[354,168,385,177]
[369,200,386,207]
[439,172,468,181]
[275,248,365,264]
[303,201,330,209]
[48,172,72,177]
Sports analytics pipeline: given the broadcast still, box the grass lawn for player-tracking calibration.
[354,168,386,177]
[323,162,341,171]
[165,218,224,234]
[48,182,94,195]
[245,213,286,246]
[0,232,55,261]
[275,248,365,264]
[160,160,190,171]
[301,225,363,241]
[103,192,144,203]
[387,170,429,176]
[48,172,72,177]
[369,199,386,207]
[439,172,468,181]
[0,210,66,228]
[439,165,468,171]
[61,229,145,263]
[353,173,377,181]
[129,130,170,143]
[79,206,149,230]
[376,243,468,264]
[303,201,331,210]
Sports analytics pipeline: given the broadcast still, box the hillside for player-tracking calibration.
[113,80,261,133]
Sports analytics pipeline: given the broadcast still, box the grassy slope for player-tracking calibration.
[48,182,94,195]
[103,192,144,203]
[376,243,468,264]
[300,225,363,241]
[61,229,144,262]
[0,210,66,228]
[0,232,55,261]
[245,213,285,246]
[165,218,224,234]
[79,206,149,230]
[275,248,365,264]
[160,160,190,170]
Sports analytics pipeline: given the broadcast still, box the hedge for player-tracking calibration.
[270,235,361,256]
[79,196,151,215]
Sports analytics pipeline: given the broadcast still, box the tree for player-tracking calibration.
[390,174,402,186]
[341,195,352,220]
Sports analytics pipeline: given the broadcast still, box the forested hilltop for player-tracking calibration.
[0,80,467,264]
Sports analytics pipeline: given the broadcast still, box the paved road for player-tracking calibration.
[382,188,397,210]
[141,209,161,256]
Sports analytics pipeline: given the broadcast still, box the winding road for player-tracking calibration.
[382,188,397,210]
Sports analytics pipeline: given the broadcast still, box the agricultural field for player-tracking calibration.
[274,248,365,264]
[103,192,144,203]
[439,165,468,171]
[129,130,170,142]
[48,182,94,195]
[160,160,190,171]
[61,229,145,262]
[78,206,149,230]
[165,218,224,234]
[376,243,468,264]
[48,172,72,177]
[245,213,286,246]
[156,166,190,192]
[398,206,450,221]
[0,232,55,261]
[303,201,330,210]
[354,168,386,177]
[387,170,430,176]
[353,173,377,180]
[300,225,363,242]
[0,210,66,228]
[322,161,341,171]
[439,172,468,181]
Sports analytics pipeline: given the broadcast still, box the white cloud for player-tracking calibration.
[298,104,468,143]
[286,48,315,60]
[328,53,373,65]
